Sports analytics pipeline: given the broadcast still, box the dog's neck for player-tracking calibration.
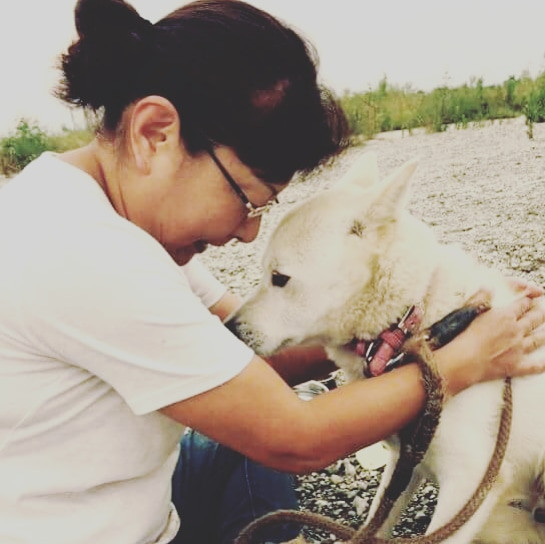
[349,217,438,337]
[333,214,478,352]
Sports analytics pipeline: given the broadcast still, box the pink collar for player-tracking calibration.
[349,305,424,377]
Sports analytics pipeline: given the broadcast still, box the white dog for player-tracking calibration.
[227,153,545,543]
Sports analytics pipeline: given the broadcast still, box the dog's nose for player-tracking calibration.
[224,317,240,338]
[533,507,545,523]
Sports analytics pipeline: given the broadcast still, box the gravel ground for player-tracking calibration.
[199,116,545,542]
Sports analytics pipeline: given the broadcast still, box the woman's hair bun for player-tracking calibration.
[74,0,146,38]
[57,0,155,117]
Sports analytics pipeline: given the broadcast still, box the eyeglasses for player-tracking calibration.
[205,145,279,219]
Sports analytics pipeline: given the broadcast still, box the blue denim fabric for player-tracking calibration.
[170,429,300,544]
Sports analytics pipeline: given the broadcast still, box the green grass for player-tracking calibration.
[340,72,545,140]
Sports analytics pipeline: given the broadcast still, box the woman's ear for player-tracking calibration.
[128,96,182,173]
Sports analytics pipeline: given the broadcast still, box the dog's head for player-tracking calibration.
[226,152,424,355]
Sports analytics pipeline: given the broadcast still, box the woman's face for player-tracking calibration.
[125,144,283,265]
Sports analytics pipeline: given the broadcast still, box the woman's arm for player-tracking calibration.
[162,293,545,474]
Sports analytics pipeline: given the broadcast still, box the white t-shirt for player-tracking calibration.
[0,153,254,544]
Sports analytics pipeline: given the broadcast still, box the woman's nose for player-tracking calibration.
[234,215,261,243]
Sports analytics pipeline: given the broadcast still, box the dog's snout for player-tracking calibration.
[223,315,266,353]
[533,507,545,523]
[224,317,241,338]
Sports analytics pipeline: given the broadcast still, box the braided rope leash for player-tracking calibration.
[235,301,513,544]
[352,294,495,540]
[235,376,512,544]
[376,378,512,544]
[234,338,446,544]
[349,338,446,541]
[235,509,355,544]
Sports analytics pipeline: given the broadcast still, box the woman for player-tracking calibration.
[0,1,544,543]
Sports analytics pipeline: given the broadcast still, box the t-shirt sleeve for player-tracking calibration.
[181,258,227,309]
[20,222,254,415]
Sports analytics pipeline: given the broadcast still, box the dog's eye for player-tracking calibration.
[271,271,290,287]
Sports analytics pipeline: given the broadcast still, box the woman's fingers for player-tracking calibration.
[512,295,535,320]
[522,308,545,335]
[522,325,545,354]
[511,296,545,374]
[515,298,545,333]
[506,276,544,298]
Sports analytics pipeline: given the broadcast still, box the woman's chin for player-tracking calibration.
[172,242,208,265]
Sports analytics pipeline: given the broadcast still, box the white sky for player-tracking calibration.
[1,0,545,134]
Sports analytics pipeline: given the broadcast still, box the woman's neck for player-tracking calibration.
[59,140,125,215]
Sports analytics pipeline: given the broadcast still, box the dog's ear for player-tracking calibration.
[337,152,379,189]
[369,158,419,221]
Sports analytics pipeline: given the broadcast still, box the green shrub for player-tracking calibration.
[0,120,94,176]
[47,128,94,153]
[339,73,537,140]
[523,74,545,138]
[0,120,50,176]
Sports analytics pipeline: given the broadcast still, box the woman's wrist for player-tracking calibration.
[433,341,479,397]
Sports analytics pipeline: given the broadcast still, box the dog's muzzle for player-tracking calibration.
[224,316,240,337]
[224,316,267,353]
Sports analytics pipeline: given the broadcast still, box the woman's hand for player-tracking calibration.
[506,276,544,297]
[435,288,545,396]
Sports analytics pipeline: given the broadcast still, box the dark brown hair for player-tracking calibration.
[56,0,348,183]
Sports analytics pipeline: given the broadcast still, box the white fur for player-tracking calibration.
[229,152,545,543]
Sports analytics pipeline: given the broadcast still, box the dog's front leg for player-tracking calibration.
[363,438,424,537]
[358,442,397,535]
[374,466,426,538]
[362,439,399,524]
